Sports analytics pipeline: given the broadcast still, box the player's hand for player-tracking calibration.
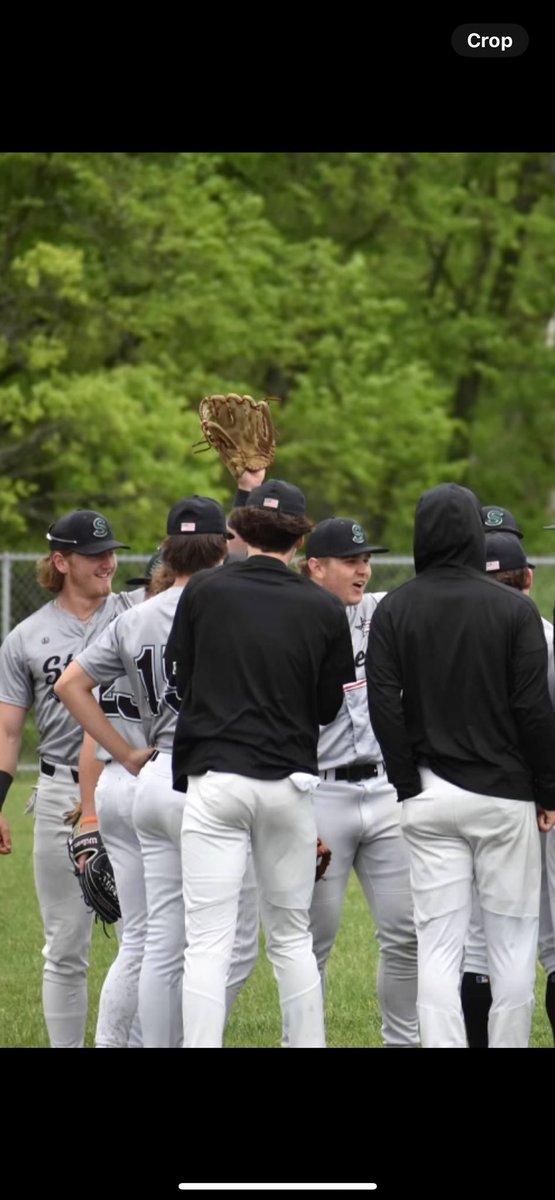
[76,816,99,872]
[0,814,12,854]
[236,467,267,492]
[536,806,555,832]
[122,746,156,777]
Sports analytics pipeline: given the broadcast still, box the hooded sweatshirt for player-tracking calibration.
[365,482,555,808]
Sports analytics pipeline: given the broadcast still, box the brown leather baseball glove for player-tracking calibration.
[316,836,332,881]
[195,393,277,479]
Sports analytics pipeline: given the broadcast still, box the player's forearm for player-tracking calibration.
[78,734,104,820]
[0,734,22,779]
[0,716,25,782]
[0,711,25,845]
[366,684,421,798]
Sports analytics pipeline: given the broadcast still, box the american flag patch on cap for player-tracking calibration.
[181,522,196,531]
[263,497,279,509]
[486,560,500,571]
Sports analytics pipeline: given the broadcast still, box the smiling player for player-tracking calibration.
[298,517,419,1046]
[0,509,147,1048]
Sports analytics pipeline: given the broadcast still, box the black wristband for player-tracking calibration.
[0,770,14,812]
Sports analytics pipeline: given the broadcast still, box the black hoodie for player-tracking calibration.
[366,482,555,808]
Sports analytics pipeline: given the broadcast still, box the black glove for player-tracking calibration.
[67,829,121,926]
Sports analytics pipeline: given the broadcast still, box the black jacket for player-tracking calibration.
[166,555,355,788]
[366,482,555,808]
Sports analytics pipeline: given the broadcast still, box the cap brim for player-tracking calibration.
[125,577,148,586]
[73,540,130,555]
[527,561,536,570]
[335,544,389,556]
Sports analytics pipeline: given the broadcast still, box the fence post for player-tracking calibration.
[2,554,11,644]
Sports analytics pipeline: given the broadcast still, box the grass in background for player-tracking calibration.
[0,777,552,1048]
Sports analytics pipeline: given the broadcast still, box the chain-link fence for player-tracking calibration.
[2,551,555,770]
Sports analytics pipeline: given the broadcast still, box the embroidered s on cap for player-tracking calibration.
[481,506,523,537]
[246,479,307,516]
[166,496,233,538]
[307,517,388,559]
[46,510,130,556]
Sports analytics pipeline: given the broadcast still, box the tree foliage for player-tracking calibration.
[1,151,554,552]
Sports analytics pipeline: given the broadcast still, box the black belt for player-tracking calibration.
[40,759,79,785]
[332,761,383,783]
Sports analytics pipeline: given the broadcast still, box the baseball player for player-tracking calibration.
[0,509,148,1048]
[168,479,356,1048]
[462,528,555,1046]
[545,517,555,951]
[77,552,168,1049]
[366,483,555,1048]
[55,496,260,1047]
[298,518,419,1046]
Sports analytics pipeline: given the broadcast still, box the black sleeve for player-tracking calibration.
[317,605,356,726]
[231,488,250,509]
[366,603,422,801]
[512,605,555,810]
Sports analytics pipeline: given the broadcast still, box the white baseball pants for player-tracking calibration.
[464,830,555,978]
[94,760,147,1048]
[133,753,260,1047]
[181,771,325,1048]
[309,774,419,1046]
[33,765,94,1048]
[545,828,555,944]
[400,768,541,1048]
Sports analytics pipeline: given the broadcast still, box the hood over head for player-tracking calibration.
[413,483,486,573]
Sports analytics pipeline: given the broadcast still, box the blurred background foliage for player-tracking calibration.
[1,150,555,553]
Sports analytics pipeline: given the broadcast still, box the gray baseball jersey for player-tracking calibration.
[96,673,148,762]
[541,616,555,705]
[318,592,386,769]
[0,591,141,767]
[77,586,184,749]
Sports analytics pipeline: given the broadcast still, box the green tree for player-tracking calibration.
[0,151,458,550]
[220,151,555,545]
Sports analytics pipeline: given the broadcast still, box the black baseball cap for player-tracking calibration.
[126,549,163,587]
[47,510,130,556]
[306,518,389,559]
[166,495,232,538]
[485,531,535,572]
[246,479,306,517]
[481,506,523,538]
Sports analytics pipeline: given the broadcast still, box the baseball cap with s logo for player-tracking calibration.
[47,510,130,556]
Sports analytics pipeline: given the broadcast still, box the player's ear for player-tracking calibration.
[51,551,70,574]
[307,556,325,581]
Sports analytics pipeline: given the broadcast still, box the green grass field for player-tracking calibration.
[0,776,552,1048]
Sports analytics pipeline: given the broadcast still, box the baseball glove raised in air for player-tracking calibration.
[194,393,277,479]
[67,829,121,926]
[316,836,332,881]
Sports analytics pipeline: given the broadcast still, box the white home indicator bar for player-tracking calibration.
[178,1187,377,1192]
